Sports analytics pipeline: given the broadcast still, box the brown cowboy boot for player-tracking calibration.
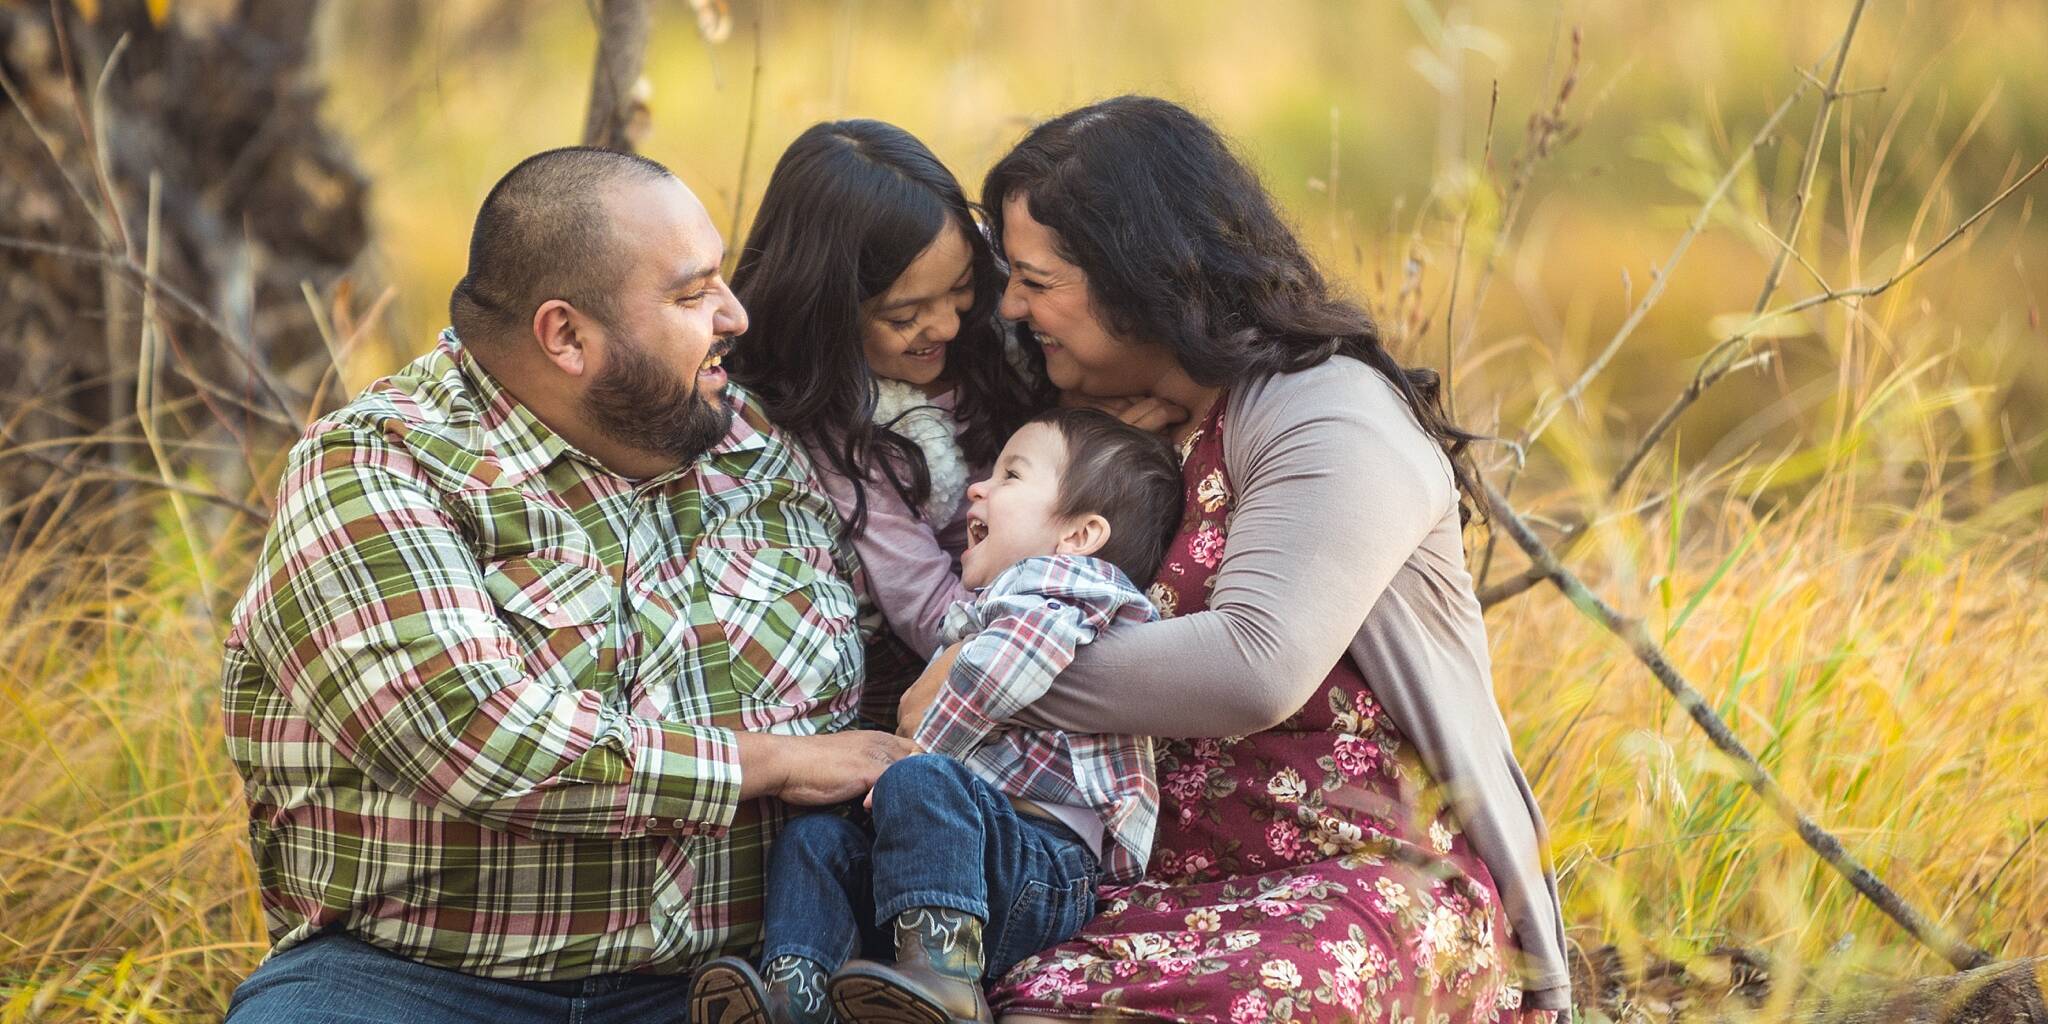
[690,955,832,1024]
[828,907,993,1024]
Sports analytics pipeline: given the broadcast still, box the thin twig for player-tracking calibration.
[726,11,766,269]
[1603,149,2048,498]
[0,235,307,427]
[137,175,219,607]
[1752,0,1866,318]
[1482,481,1995,971]
[1517,76,1815,448]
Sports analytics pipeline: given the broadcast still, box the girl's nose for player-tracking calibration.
[929,302,961,345]
[965,479,988,502]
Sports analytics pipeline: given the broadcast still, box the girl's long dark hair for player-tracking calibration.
[983,95,1486,522]
[729,120,1046,535]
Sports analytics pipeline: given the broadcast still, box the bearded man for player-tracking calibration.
[219,147,914,1022]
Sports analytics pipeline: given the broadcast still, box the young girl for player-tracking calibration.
[726,120,1047,681]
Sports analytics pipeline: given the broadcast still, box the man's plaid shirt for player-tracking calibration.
[222,330,864,979]
[912,554,1159,883]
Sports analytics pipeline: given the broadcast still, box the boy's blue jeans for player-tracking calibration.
[764,753,1100,981]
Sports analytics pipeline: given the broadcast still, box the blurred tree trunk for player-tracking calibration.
[583,0,651,152]
[0,0,370,553]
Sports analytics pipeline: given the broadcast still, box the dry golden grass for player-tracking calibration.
[3,416,2041,1022]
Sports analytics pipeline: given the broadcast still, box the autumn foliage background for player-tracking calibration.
[2,0,2045,1020]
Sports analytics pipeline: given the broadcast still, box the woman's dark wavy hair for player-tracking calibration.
[983,95,1486,522]
[729,119,1048,535]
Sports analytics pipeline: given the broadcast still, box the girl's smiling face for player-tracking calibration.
[959,422,1080,588]
[860,222,975,390]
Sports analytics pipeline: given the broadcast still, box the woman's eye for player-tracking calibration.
[888,316,917,329]
[1020,278,1047,291]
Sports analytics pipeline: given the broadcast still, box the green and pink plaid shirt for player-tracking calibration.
[222,330,864,979]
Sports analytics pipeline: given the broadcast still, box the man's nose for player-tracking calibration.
[716,284,749,338]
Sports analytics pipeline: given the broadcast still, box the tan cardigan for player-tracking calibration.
[1008,357,1572,1010]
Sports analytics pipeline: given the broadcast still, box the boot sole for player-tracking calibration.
[828,968,957,1024]
[690,960,774,1024]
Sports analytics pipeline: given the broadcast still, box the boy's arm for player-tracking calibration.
[910,594,1090,759]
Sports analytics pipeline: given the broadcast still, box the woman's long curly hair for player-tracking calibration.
[729,119,1047,535]
[983,95,1485,522]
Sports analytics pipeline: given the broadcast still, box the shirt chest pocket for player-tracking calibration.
[480,556,616,679]
[696,545,859,709]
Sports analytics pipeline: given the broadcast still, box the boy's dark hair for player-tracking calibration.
[1032,407,1184,587]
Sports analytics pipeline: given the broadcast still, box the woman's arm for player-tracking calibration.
[1009,361,1456,737]
[814,457,975,657]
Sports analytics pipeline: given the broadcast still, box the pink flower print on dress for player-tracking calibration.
[1229,990,1268,1024]
[1332,733,1377,777]
[1266,819,1307,860]
[1187,524,1226,567]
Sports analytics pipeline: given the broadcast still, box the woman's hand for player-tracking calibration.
[896,641,963,738]
[1057,391,1191,434]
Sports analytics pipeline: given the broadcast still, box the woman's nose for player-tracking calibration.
[997,277,1027,321]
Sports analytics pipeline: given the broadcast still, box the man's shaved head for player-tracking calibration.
[449,146,676,341]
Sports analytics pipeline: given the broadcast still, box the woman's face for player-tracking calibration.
[996,193,1172,398]
[861,221,974,389]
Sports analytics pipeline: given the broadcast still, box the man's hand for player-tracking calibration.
[896,642,964,739]
[735,731,919,806]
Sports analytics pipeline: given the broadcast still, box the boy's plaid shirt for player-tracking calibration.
[912,554,1159,883]
[222,330,865,980]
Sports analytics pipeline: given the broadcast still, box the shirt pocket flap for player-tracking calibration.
[697,545,824,602]
[481,556,616,629]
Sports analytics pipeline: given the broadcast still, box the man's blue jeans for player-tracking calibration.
[763,753,1100,981]
[224,932,690,1023]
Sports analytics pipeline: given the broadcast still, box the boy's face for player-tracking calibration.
[960,422,1076,589]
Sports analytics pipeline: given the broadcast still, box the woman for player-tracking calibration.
[728,120,1048,678]
[910,96,1571,1022]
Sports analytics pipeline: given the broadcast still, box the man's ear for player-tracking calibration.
[531,299,595,376]
[1055,514,1112,559]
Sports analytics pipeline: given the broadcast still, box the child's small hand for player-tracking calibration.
[862,741,924,810]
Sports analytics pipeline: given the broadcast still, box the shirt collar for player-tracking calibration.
[443,329,579,485]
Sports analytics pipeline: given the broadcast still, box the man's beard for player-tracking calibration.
[582,329,735,468]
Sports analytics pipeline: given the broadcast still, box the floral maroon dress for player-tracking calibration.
[991,399,1554,1024]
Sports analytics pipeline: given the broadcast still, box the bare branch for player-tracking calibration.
[582,0,653,152]
[1604,148,2048,496]
[1482,481,1995,971]
[1752,0,1866,317]
[1518,76,1814,448]
[0,234,307,427]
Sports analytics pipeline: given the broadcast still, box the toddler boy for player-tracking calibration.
[690,408,1184,1024]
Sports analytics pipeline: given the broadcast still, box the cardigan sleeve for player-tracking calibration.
[1008,358,1455,737]
[812,456,975,658]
